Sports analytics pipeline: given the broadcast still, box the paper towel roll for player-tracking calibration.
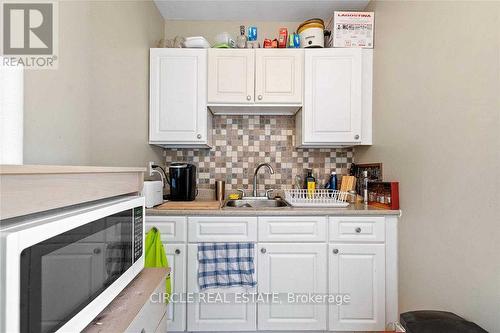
[0,59,24,164]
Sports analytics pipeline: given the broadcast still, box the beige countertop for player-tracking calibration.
[147,202,401,216]
[1,164,145,220]
[0,164,146,174]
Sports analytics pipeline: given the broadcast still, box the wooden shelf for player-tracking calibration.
[83,268,169,333]
[0,165,144,219]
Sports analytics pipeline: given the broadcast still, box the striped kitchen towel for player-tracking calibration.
[198,242,257,290]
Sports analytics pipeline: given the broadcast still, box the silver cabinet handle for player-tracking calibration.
[246,95,251,101]
[355,227,362,233]
[354,134,360,140]
[197,134,202,139]
[175,249,181,255]
[332,249,339,254]
[93,248,101,254]
[258,95,263,100]
[260,248,266,254]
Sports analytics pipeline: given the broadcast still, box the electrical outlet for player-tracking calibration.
[147,161,155,177]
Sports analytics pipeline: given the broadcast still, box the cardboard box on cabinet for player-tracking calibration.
[329,11,375,48]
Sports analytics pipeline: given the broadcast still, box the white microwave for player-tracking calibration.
[0,195,145,333]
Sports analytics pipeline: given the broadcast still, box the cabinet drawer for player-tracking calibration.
[188,216,257,242]
[146,216,187,242]
[258,216,327,242]
[329,217,385,242]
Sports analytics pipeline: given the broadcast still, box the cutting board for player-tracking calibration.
[156,200,221,210]
[340,176,356,192]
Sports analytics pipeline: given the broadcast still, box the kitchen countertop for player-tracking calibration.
[147,202,401,216]
[1,164,145,220]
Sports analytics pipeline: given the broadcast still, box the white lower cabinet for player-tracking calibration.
[257,243,327,331]
[147,214,397,332]
[186,244,257,331]
[164,244,187,332]
[328,243,386,331]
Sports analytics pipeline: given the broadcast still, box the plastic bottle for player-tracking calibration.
[325,171,338,191]
[236,25,247,48]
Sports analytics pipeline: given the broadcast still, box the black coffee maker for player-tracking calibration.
[167,163,197,201]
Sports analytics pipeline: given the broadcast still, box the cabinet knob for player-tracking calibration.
[354,134,360,140]
[93,248,101,255]
[355,227,362,233]
[260,248,266,254]
[258,95,263,100]
[246,95,251,101]
[175,249,181,255]
[332,249,339,254]
[197,134,202,139]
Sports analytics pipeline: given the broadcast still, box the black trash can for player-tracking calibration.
[400,310,488,333]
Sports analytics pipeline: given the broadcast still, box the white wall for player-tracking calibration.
[23,0,165,167]
[357,1,500,331]
[24,1,93,165]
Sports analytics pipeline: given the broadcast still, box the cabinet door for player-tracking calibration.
[258,243,327,331]
[329,243,385,331]
[208,49,254,104]
[255,49,303,104]
[186,244,256,331]
[149,48,207,144]
[303,49,362,144]
[164,244,187,332]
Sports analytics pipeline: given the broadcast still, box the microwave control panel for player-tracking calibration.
[133,206,143,263]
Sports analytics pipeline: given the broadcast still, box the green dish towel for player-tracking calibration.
[145,227,171,304]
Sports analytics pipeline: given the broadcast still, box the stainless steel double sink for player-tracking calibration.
[223,197,290,209]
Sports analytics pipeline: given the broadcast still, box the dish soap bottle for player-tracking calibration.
[304,169,316,198]
[325,171,338,191]
[236,25,247,48]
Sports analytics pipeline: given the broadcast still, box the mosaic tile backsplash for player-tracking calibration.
[164,115,354,192]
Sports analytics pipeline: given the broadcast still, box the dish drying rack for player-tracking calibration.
[284,189,350,208]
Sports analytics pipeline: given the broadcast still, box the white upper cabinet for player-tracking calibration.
[208,49,303,113]
[208,49,255,104]
[297,48,372,146]
[255,49,303,104]
[149,48,372,144]
[149,48,210,147]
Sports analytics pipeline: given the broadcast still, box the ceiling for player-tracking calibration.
[154,0,370,21]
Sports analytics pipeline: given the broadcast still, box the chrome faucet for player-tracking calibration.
[252,163,275,197]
